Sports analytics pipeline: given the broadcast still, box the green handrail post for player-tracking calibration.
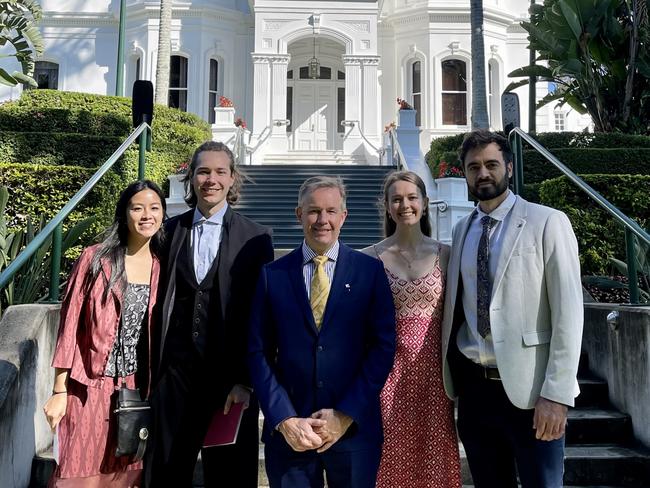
[115,0,126,96]
[48,223,63,302]
[626,227,640,304]
[138,128,147,180]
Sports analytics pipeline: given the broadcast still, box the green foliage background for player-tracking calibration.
[0,89,211,264]
[540,174,650,275]
[426,132,650,275]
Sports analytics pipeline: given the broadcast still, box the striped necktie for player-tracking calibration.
[310,255,330,329]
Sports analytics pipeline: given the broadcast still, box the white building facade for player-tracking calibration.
[1,0,592,164]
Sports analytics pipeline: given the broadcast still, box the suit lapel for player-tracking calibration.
[492,197,527,299]
[160,210,192,364]
[321,243,352,330]
[216,207,234,321]
[448,212,474,310]
[287,248,319,334]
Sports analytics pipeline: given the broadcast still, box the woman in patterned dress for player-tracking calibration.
[364,171,462,488]
[42,180,166,487]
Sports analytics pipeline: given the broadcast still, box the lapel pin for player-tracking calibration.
[345,283,351,291]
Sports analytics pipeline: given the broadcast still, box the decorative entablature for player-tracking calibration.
[251,53,292,64]
[342,55,380,66]
[380,5,518,31]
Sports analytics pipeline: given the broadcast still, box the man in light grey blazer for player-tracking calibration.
[441,130,583,488]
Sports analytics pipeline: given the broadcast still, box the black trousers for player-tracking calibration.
[452,348,565,488]
[145,353,259,488]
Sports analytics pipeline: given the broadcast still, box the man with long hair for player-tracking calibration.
[146,141,273,487]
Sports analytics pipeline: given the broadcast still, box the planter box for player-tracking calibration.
[435,177,468,201]
[214,107,235,127]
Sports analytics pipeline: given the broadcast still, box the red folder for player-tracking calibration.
[203,402,245,447]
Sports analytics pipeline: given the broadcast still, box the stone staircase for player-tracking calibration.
[237,164,395,249]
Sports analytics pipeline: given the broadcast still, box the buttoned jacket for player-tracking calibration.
[248,244,396,451]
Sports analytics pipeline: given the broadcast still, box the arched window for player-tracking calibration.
[169,55,188,111]
[208,59,219,123]
[441,59,467,125]
[34,61,59,89]
[410,61,422,127]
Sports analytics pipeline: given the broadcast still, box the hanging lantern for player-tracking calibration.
[308,36,320,79]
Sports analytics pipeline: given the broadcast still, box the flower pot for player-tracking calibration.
[435,177,468,201]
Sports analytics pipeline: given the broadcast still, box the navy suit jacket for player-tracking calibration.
[248,243,396,452]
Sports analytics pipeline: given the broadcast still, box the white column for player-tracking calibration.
[251,54,271,138]
[343,56,362,156]
[270,54,291,152]
[361,56,380,139]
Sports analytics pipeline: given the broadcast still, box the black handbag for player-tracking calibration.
[113,385,151,459]
[111,314,151,460]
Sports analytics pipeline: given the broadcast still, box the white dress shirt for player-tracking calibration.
[301,240,339,299]
[191,204,228,283]
[457,190,517,367]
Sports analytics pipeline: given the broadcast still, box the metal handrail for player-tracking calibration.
[341,120,385,161]
[509,127,650,303]
[0,122,152,300]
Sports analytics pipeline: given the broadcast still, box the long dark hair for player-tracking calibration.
[182,141,242,207]
[382,171,432,238]
[86,180,166,302]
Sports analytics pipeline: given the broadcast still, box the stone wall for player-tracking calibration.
[0,305,60,488]
[583,303,650,447]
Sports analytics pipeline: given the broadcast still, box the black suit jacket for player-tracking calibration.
[154,206,274,389]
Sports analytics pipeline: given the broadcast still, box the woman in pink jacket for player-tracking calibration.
[43,180,165,487]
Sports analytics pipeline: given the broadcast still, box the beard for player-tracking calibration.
[468,174,510,202]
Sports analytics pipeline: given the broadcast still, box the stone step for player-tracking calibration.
[564,444,650,486]
[576,375,610,408]
[566,407,633,445]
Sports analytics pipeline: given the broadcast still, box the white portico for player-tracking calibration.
[249,0,382,164]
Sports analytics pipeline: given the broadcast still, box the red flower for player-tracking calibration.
[234,117,247,129]
[219,96,234,108]
[396,97,413,110]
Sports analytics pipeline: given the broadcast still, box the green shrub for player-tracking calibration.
[540,174,650,274]
[0,90,211,147]
[0,162,123,240]
[0,131,123,167]
[529,132,650,149]
[0,89,210,232]
[426,132,650,185]
[523,148,650,183]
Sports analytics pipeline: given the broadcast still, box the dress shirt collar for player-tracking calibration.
[476,190,517,223]
[193,203,229,226]
[302,240,340,265]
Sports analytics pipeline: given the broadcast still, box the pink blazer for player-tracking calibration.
[52,244,160,392]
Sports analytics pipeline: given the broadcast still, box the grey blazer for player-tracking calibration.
[441,196,583,409]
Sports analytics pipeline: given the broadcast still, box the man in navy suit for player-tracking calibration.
[249,175,396,488]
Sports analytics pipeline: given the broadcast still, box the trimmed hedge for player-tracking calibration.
[539,174,650,274]
[426,132,650,189]
[523,148,650,184]
[0,89,211,148]
[427,131,650,165]
[0,162,123,238]
[0,131,123,167]
[0,89,211,240]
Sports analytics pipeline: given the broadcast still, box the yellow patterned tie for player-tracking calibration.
[310,255,330,329]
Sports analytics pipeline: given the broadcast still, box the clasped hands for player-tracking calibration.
[278,409,353,453]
